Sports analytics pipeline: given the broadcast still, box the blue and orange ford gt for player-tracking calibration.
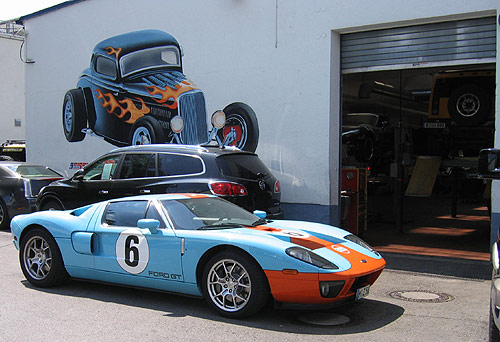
[11,193,385,318]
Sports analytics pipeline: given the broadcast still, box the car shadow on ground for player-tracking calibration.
[21,279,404,335]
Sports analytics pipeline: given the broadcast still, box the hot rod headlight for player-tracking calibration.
[286,247,338,269]
[211,110,226,129]
[344,234,380,256]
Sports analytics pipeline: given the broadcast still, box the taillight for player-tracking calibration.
[274,180,281,193]
[209,182,248,196]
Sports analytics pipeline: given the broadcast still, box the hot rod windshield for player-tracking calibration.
[120,46,181,77]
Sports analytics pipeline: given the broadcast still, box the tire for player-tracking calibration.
[39,200,64,211]
[62,89,87,142]
[490,305,500,342]
[0,200,9,230]
[129,116,164,145]
[19,228,69,287]
[202,250,269,318]
[218,102,259,152]
[448,84,490,126]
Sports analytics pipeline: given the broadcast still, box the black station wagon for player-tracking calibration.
[36,145,283,219]
[63,29,259,152]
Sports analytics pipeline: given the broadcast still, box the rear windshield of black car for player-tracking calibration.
[8,165,62,179]
[216,154,272,180]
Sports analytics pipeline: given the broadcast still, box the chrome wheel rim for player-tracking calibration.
[456,93,480,117]
[0,204,4,225]
[224,114,248,149]
[23,236,52,280]
[64,99,73,132]
[132,127,151,145]
[207,258,251,312]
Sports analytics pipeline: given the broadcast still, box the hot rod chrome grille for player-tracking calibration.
[178,91,208,145]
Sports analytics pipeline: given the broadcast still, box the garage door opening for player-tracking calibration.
[339,16,497,261]
[341,64,495,262]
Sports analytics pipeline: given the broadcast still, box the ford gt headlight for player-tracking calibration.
[344,234,380,256]
[286,247,338,269]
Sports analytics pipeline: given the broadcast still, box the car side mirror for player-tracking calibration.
[478,148,500,179]
[73,169,85,181]
[253,210,267,219]
[493,242,500,271]
[137,219,161,234]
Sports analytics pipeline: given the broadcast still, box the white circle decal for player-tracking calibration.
[116,229,149,274]
[273,229,310,238]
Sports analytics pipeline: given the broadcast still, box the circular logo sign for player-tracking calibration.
[273,229,310,238]
[332,245,350,254]
[115,229,149,274]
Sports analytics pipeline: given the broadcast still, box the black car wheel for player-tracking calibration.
[202,250,269,318]
[218,103,259,152]
[129,117,165,145]
[63,89,87,142]
[0,200,9,230]
[20,228,69,287]
[39,200,64,211]
[448,84,490,126]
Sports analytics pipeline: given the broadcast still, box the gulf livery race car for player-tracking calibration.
[10,193,385,318]
[63,29,259,152]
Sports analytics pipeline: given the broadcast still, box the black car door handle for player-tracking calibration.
[98,190,109,195]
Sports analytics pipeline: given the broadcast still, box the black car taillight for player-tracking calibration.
[209,182,248,196]
[274,180,281,193]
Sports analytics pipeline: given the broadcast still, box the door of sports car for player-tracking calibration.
[91,200,184,288]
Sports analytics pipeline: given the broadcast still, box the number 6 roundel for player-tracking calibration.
[116,229,150,274]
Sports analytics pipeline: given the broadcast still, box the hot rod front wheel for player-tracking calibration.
[129,117,165,145]
[202,251,269,318]
[218,102,259,152]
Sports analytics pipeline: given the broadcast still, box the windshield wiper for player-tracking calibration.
[197,223,245,230]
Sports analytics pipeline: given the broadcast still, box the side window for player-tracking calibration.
[158,153,203,177]
[103,201,148,227]
[118,153,156,179]
[83,155,121,181]
[95,56,117,78]
[145,203,166,228]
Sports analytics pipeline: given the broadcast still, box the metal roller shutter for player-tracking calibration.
[341,17,497,74]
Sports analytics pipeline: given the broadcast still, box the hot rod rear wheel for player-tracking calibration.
[62,88,87,142]
[202,250,269,318]
[218,102,259,152]
[447,84,490,126]
[19,228,69,287]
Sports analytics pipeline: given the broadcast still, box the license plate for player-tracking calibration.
[356,285,370,300]
[424,122,446,128]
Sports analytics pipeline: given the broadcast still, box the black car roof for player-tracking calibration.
[93,30,180,57]
[108,144,256,157]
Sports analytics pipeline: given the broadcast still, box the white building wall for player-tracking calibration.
[21,0,500,222]
[0,35,25,142]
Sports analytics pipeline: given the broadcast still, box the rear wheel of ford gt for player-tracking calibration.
[20,228,69,287]
[202,251,269,318]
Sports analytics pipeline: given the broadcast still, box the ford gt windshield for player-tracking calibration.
[120,46,181,77]
[161,197,261,230]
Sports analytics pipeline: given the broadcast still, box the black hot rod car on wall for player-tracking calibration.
[63,30,259,152]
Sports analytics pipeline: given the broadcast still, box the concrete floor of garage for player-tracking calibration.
[362,192,491,262]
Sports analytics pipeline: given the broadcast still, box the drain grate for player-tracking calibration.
[388,290,454,303]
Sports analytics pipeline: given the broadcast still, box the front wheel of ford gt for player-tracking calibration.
[202,251,269,318]
[19,228,69,287]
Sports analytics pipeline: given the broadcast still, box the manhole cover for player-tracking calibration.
[388,290,454,303]
[297,312,350,326]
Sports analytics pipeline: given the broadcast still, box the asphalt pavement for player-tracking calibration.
[0,230,490,341]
